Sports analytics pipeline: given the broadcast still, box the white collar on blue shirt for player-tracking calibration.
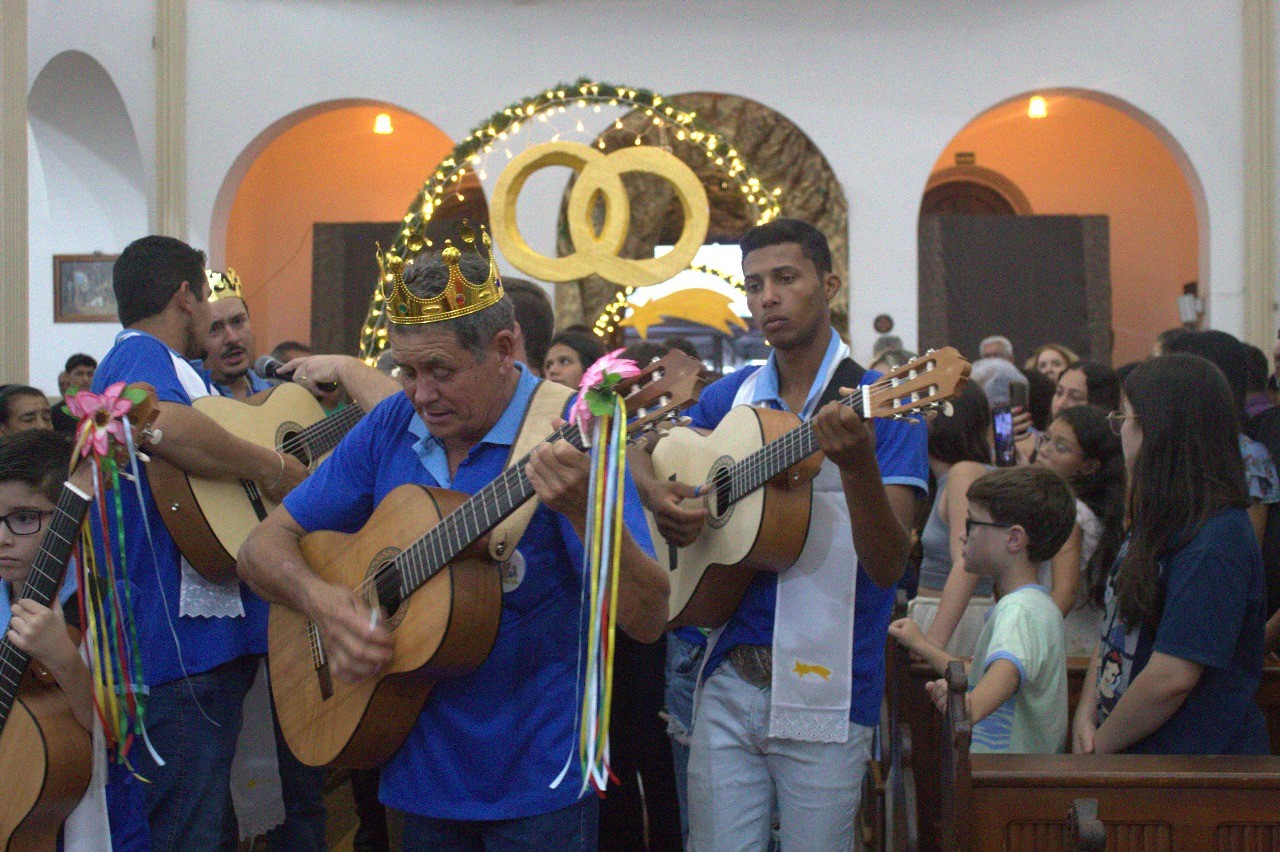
[406,364,542,487]
[746,327,846,419]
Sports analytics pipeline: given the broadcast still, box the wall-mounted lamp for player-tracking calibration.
[1027,96,1047,119]
[374,113,393,134]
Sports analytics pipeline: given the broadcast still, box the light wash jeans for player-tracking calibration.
[664,630,705,843]
[687,662,874,852]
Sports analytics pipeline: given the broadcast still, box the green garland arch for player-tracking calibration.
[358,79,780,362]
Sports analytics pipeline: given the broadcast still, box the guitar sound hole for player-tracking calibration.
[374,568,403,619]
[364,547,406,630]
[705,460,734,529]
[279,430,312,467]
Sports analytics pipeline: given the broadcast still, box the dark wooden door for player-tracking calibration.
[918,215,1111,364]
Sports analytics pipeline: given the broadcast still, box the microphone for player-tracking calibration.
[254,355,339,393]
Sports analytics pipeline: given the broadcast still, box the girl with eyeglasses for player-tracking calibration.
[1033,405,1125,655]
[906,381,997,656]
[1073,354,1270,755]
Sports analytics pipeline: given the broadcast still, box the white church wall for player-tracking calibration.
[24,0,1253,366]
[26,48,148,390]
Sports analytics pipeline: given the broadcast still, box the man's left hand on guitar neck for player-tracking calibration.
[811,392,876,472]
[814,387,915,589]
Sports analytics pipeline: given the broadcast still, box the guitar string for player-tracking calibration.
[278,404,364,459]
[0,490,86,716]
[286,369,926,640]
[717,369,939,506]
[720,384,874,502]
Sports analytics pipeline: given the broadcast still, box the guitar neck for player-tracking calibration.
[392,421,587,600]
[292,403,364,459]
[721,385,870,507]
[0,482,92,732]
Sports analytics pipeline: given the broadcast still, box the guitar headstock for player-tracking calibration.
[616,350,707,438]
[866,347,970,422]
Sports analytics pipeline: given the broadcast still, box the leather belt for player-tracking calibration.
[728,644,773,689]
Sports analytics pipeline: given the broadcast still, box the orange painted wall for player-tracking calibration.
[225,105,454,352]
[932,94,1199,367]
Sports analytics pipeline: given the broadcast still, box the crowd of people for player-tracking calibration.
[1,219,1277,851]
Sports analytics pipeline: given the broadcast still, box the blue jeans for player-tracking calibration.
[664,631,704,842]
[131,654,258,851]
[401,797,599,851]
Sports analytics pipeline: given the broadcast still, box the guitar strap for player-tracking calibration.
[488,379,576,562]
[814,358,866,413]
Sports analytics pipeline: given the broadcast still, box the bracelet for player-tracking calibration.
[268,450,286,492]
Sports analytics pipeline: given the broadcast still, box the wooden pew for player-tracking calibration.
[881,642,1280,850]
[937,661,1280,850]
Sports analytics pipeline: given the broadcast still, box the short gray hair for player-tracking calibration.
[979,335,1014,360]
[391,253,516,361]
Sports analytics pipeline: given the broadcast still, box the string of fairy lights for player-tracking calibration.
[358,79,782,362]
[592,262,746,338]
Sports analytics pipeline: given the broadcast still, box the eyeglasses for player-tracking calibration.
[0,509,51,536]
[965,517,1013,537]
[1106,411,1137,436]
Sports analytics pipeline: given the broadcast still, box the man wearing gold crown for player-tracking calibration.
[202,269,274,399]
[239,230,669,849]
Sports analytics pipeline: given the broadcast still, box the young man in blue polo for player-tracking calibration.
[635,218,927,850]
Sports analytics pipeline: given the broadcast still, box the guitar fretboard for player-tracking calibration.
[0,485,91,731]
[720,385,872,507]
[386,420,588,605]
[281,403,364,461]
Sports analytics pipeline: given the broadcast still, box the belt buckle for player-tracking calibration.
[729,644,773,689]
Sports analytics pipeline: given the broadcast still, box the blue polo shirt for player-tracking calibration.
[284,365,656,820]
[92,330,268,687]
[685,334,928,727]
[208,367,272,398]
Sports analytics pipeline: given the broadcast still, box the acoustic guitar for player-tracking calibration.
[0,386,158,851]
[148,382,362,583]
[651,348,970,629]
[269,351,704,769]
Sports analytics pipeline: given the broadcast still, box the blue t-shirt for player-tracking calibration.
[1095,509,1269,754]
[283,366,655,820]
[92,330,268,686]
[686,338,929,728]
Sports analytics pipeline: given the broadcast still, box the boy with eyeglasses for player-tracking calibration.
[889,466,1077,753]
[0,429,94,731]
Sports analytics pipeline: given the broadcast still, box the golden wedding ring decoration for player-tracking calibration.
[490,141,710,289]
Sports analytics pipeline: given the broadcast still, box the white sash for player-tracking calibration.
[115,331,245,620]
[730,345,857,743]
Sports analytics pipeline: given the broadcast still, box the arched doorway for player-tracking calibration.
[28,50,146,387]
[211,102,467,356]
[918,89,1204,366]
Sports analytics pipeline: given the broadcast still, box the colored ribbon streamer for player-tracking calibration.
[551,350,638,795]
[66,383,156,770]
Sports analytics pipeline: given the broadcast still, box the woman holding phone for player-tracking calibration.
[908,381,997,656]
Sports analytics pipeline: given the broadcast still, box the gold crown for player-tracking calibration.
[207,268,243,302]
[378,223,504,325]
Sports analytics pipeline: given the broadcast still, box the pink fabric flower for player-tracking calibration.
[570,349,642,427]
[66,381,133,457]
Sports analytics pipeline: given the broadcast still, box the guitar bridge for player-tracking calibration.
[308,622,334,701]
[241,479,269,521]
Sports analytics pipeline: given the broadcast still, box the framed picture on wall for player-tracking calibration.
[54,254,119,322]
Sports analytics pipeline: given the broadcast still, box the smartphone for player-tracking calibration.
[993,406,1017,467]
[1009,381,1028,412]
